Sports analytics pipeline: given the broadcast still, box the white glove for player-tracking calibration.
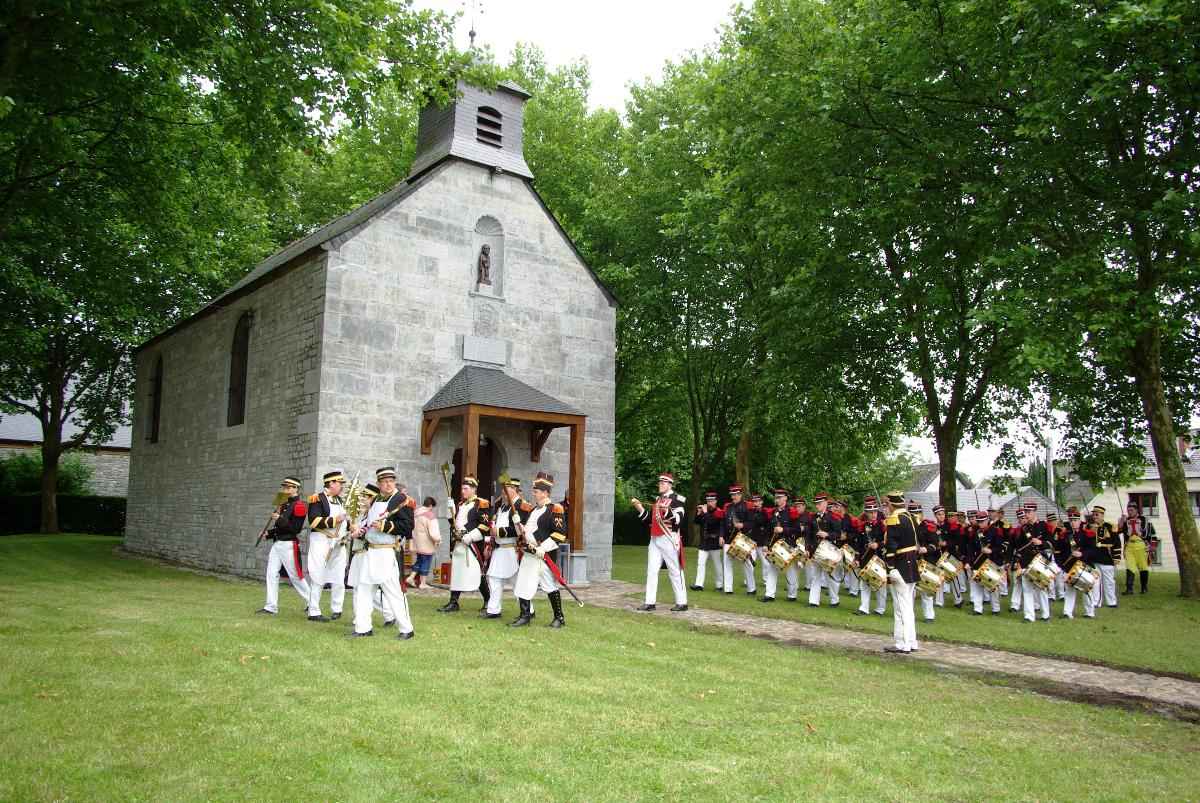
[445,499,456,517]
[535,542,549,557]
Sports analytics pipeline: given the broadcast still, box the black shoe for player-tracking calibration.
[479,612,502,619]
[384,619,395,627]
[330,612,342,620]
[670,604,689,612]
[396,631,414,640]
[1123,589,1133,595]
[992,610,1001,615]
[758,595,775,602]
[954,601,964,609]
[636,603,656,611]
[725,591,733,595]
[346,630,373,637]
[883,646,910,654]
[924,617,934,622]
[971,611,983,616]
[1021,619,1032,624]
[1060,614,1071,619]
[1107,604,1118,608]
[689,585,702,591]
[509,598,533,627]
[1084,614,1095,618]
[746,591,755,596]
[854,610,868,616]
[1140,588,1148,594]
[809,603,819,607]
[308,615,330,622]
[437,600,460,613]
[787,597,797,602]
[547,591,566,627]
[829,603,839,608]
[803,587,810,592]
[255,608,276,615]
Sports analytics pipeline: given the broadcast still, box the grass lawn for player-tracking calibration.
[2,535,1199,802]
[612,545,1200,677]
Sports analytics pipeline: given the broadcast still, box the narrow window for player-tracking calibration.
[227,312,250,427]
[476,106,502,148]
[148,355,163,443]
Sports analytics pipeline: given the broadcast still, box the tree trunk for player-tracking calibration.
[40,443,60,534]
[735,421,752,494]
[1132,328,1200,597]
[686,474,702,548]
[933,427,961,513]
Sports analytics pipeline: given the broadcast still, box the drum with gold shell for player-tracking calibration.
[859,555,888,590]
[767,538,803,570]
[916,559,944,596]
[1064,560,1097,593]
[727,532,757,564]
[972,559,1004,592]
[1025,554,1058,590]
[813,540,842,573]
[935,552,963,582]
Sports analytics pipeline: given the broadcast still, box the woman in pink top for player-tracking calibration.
[407,496,443,589]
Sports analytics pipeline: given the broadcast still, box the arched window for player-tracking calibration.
[476,106,502,148]
[227,312,250,427]
[147,355,163,443]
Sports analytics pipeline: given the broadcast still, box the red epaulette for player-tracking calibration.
[789,506,799,519]
[293,501,307,516]
[405,497,416,508]
[477,499,490,509]
[831,510,844,521]
[552,503,565,514]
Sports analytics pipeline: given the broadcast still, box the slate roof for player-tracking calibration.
[906,463,972,493]
[903,485,1070,521]
[1134,435,1200,480]
[0,409,131,449]
[423,366,583,418]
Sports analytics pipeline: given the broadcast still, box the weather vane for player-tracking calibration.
[463,0,484,48]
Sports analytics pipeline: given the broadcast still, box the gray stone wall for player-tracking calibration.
[317,160,616,579]
[0,446,128,496]
[124,252,325,576]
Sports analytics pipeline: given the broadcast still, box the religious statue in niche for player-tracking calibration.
[477,244,492,286]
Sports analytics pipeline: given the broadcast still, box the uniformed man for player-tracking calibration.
[809,493,842,607]
[510,472,568,628]
[966,511,1003,615]
[853,497,888,616]
[719,486,755,596]
[910,502,939,621]
[986,506,1011,603]
[800,497,818,593]
[1062,507,1099,619]
[438,474,489,613]
[741,492,769,596]
[1047,512,1071,602]
[835,500,859,598]
[760,489,800,602]
[692,492,725,592]
[632,473,688,612]
[347,471,414,640]
[304,470,348,623]
[933,506,963,608]
[1090,505,1122,608]
[257,476,311,615]
[346,483,395,625]
[1011,502,1051,622]
[483,477,534,620]
[883,492,920,654]
[1120,501,1153,595]
[1008,508,1029,613]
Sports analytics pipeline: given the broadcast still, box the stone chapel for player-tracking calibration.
[123,81,617,581]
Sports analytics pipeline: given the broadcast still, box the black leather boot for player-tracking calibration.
[509,597,532,627]
[437,591,461,612]
[1124,570,1135,595]
[479,576,491,611]
[547,590,565,629]
[1140,570,1149,593]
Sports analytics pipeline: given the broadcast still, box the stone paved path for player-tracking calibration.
[582,579,1200,720]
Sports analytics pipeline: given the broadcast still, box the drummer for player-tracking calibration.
[760,489,800,602]
[1062,508,1098,619]
[966,511,1003,615]
[1012,503,1052,623]
[854,497,888,616]
[719,485,756,596]
[742,493,771,596]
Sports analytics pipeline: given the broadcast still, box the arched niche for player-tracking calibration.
[473,215,504,298]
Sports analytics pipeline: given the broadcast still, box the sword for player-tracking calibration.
[542,552,584,607]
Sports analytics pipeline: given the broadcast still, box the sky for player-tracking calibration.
[412,0,1041,487]
[416,0,738,111]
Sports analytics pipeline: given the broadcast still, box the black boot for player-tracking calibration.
[547,591,565,629]
[437,591,461,612]
[509,597,532,627]
[1124,570,1135,595]
[1140,570,1149,593]
[479,576,491,611]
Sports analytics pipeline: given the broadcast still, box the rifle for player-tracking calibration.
[256,491,291,547]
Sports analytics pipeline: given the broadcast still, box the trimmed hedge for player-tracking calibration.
[612,509,650,546]
[1,494,126,535]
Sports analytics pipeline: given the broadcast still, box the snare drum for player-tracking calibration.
[859,555,888,590]
[767,539,802,570]
[973,559,1004,592]
[813,540,842,572]
[727,532,757,564]
[916,559,944,596]
[935,552,963,582]
[840,545,857,570]
[1025,554,1057,590]
[1064,561,1097,593]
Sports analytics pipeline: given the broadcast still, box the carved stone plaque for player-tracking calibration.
[474,301,499,338]
[463,335,507,366]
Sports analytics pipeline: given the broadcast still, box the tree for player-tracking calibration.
[0,0,464,531]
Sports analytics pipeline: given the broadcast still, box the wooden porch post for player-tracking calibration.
[568,420,585,550]
[463,405,480,487]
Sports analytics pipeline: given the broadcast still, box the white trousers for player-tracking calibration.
[485,546,528,615]
[264,540,310,613]
[970,577,1001,613]
[845,568,860,595]
[724,547,756,593]
[306,533,347,616]
[1051,571,1066,601]
[1063,580,1098,618]
[858,581,888,613]
[694,548,724,590]
[1098,565,1118,606]
[516,557,559,600]
[1020,575,1050,621]
[804,560,818,590]
[917,588,935,620]
[645,537,687,605]
[888,571,918,651]
[353,574,411,635]
[808,566,840,605]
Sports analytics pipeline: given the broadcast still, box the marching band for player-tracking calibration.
[255,468,1145,649]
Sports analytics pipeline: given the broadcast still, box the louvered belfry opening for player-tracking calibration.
[476,105,502,148]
